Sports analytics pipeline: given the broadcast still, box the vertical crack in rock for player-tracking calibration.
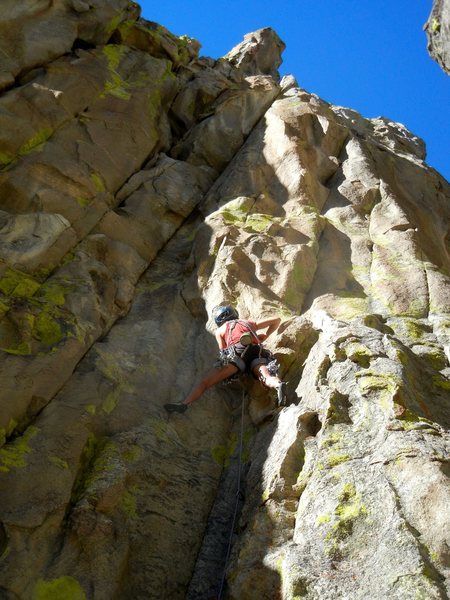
[383,477,448,597]
[186,395,249,600]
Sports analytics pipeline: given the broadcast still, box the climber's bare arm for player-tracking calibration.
[215,324,228,349]
[254,317,281,340]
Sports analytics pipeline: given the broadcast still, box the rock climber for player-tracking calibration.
[164,305,287,414]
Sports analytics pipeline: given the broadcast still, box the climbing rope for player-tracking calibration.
[217,387,246,600]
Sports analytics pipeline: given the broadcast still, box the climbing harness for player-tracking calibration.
[216,319,280,381]
[225,319,261,347]
[218,388,246,600]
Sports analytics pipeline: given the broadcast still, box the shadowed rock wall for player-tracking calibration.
[0,4,449,600]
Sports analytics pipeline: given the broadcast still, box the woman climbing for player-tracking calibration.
[164,305,287,413]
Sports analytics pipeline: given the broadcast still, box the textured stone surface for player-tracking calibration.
[224,27,286,79]
[0,5,449,600]
[426,0,450,74]
[0,0,134,91]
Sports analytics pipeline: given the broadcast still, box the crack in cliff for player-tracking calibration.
[384,476,448,597]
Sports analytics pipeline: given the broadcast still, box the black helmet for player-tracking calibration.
[212,305,239,326]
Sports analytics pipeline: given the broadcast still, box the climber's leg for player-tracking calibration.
[164,363,239,413]
[253,364,287,406]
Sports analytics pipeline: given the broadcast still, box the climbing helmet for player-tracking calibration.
[212,305,239,326]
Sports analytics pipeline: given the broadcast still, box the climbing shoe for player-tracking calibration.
[164,403,188,414]
[277,382,287,407]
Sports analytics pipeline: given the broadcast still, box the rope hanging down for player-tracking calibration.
[218,388,246,600]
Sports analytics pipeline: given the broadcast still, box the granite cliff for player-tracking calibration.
[426,0,450,74]
[0,2,449,599]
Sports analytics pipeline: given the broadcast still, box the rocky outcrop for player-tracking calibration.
[426,0,450,74]
[0,4,449,600]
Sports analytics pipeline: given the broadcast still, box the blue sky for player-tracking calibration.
[140,1,449,182]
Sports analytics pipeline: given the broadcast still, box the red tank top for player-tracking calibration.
[225,320,259,347]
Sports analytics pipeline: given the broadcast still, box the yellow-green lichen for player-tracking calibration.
[96,350,134,390]
[294,471,310,495]
[217,197,253,226]
[356,370,403,411]
[368,249,431,318]
[335,484,367,524]
[102,45,131,100]
[261,488,271,503]
[275,555,286,587]
[432,375,450,391]
[116,19,136,39]
[325,296,369,320]
[324,483,368,557]
[122,445,142,463]
[389,318,427,341]
[18,128,53,156]
[0,300,10,315]
[33,576,86,600]
[316,513,331,525]
[49,456,69,470]
[103,73,132,100]
[343,341,373,366]
[429,551,439,563]
[34,312,63,346]
[121,486,139,519]
[85,404,96,416]
[245,213,280,233]
[414,347,447,370]
[431,18,441,32]
[145,418,169,443]
[1,342,33,356]
[284,258,314,309]
[0,426,38,473]
[71,435,116,502]
[76,197,91,207]
[327,453,351,467]
[39,280,69,306]
[105,10,127,36]
[90,173,106,193]
[396,408,435,432]
[0,421,18,448]
[0,269,41,298]
[320,432,342,448]
[6,419,18,438]
[0,269,74,354]
[0,151,14,167]
[102,388,120,415]
[211,432,237,468]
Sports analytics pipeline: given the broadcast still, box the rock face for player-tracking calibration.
[0,4,449,600]
[426,0,450,74]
